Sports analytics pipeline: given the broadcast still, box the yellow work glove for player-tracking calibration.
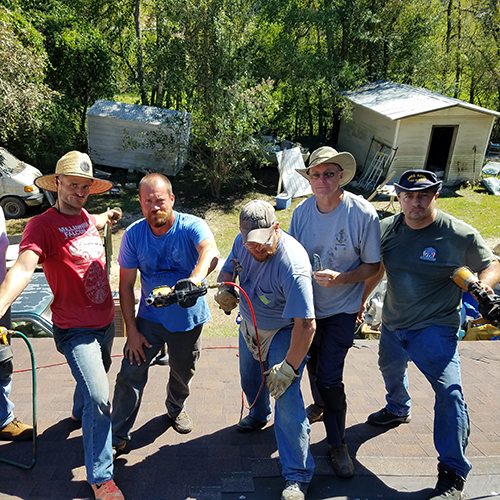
[264,360,299,399]
[214,285,239,313]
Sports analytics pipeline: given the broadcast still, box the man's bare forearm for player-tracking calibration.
[190,239,220,283]
[286,318,316,370]
[478,258,500,290]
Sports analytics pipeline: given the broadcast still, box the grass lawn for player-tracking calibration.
[5,165,500,337]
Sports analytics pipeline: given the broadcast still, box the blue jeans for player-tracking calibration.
[112,317,202,446]
[0,310,14,428]
[239,327,315,483]
[53,323,115,485]
[0,357,14,428]
[378,324,471,478]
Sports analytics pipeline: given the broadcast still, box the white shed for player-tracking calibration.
[338,80,500,185]
[86,100,191,175]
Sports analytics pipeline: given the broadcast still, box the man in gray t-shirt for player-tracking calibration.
[362,169,500,500]
[289,147,381,478]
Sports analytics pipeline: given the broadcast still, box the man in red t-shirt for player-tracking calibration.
[0,151,124,500]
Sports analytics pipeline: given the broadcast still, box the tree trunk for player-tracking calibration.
[134,0,149,106]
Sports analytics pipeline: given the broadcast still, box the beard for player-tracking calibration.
[248,241,278,262]
[146,209,170,227]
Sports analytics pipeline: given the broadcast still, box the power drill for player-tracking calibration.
[451,267,500,324]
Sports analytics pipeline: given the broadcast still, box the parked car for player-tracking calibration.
[0,148,48,219]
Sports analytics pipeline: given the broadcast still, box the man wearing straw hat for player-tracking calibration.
[289,146,381,478]
[0,151,124,500]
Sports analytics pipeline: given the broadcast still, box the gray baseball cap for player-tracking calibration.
[239,200,276,244]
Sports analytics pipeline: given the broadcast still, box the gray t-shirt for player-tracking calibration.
[221,230,315,330]
[289,190,381,318]
[381,209,493,330]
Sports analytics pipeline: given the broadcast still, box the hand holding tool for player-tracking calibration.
[451,266,500,323]
[215,285,239,313]
[146,280,208,308]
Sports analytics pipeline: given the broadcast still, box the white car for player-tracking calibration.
[0,148,48,219]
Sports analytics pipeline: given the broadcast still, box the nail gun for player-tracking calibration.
[451,267,500,323]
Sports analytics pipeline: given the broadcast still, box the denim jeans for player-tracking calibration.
[0,309,13,427]
[53,322,115,485]
[378,323,471,478]
[0,358,14,428]
[112,317,202,446]
[239,327,315,483]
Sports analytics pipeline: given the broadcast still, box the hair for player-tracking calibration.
[138,173,173,196]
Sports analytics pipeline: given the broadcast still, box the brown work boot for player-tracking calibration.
[305,403,323,423]
[330,443,354,478]
[0,418,33,441]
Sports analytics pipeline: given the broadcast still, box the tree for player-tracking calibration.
[39,11,116,146]
[0,7,54,156]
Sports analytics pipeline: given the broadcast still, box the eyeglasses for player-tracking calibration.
[308,170,341,181]
[244,228,275,250]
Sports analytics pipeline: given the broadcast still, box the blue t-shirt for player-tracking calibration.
[118,211,214,332]
[221,230,315,330]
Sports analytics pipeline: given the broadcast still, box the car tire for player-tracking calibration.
[0,196,27,219]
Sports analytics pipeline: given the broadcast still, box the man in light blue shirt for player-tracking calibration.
[217,200,316,500]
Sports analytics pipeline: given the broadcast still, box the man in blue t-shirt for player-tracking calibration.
[111,174,219,452]
[216,200,316,500]
[362,169,500,500]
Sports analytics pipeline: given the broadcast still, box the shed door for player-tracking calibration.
[425,126,457,180]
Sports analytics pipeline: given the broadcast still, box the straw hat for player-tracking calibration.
[296,146,356,187]
[34,151,113,194]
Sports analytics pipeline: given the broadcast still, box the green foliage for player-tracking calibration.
[190,77,278,198]
[38,11,116,145]
[0,7,55,156]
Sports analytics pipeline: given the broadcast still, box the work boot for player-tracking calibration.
[428,463,465,499]
[0,418,33,441]
[281,480,309,500]
[330,443,354,478]
[168,410,193,434]
[237,415,267,433]
[91,479,124,500]
[367,408,411,426]
[305,403,323,423]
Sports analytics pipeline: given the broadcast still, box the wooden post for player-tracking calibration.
[277,148,287,196]
[367,171,396,202]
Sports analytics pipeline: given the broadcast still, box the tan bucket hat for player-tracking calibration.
[34,151,113,194]
[296,146,356,187]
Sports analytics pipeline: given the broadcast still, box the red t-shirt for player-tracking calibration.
[20,208,114,329]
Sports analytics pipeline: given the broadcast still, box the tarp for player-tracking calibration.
[275,147,312,198]
[482,176,500,195]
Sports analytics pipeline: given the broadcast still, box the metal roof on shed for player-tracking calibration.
[343,80,500,120]
[87,99,186,125]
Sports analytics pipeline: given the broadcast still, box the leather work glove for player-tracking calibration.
[214,285,239,313]
[264,360,300,399]
[174,279,207,308]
